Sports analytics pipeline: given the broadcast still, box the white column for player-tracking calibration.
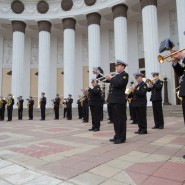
[38,21,51,108]
[0,35,3,95]
[176,0,185,49]
[141,0,159,77]
[11,21,26,99]
[112,4,128,63]
[62,18,76,99]
[87,13,101,85]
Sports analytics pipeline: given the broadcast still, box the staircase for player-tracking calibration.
[9,105,183,118]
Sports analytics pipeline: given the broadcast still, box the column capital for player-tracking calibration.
[12,21,26,34]
[86,12,101,26]
[112,4,128,19]
[62,18,76,30]
[38,21,52,33]
[140,0,157,9]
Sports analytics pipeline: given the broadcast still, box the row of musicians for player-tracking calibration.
[0,93,73,121]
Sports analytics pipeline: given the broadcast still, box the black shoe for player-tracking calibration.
[135,131,140,134]
[89,128,94,131]
[152,126,158,129]
[114,139,125,144]
[158,126,164,129]
[93,128,100,132]
[139,131,148,135]
[109,138,115,142]
[183,155,185,159]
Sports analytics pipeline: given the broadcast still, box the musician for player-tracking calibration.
[105,60,129,144]
[66,94,73,120]
[53,94,61,120]
[100,94,105,121]
[131,73,148,134]
[7,94,14,121]
[63,98,67,118]
[77,95,83,119]
[82,91,89,123]
[147,72,164,129]
[17,96,24,120]
[107,103,113,124]
[128,81,137,124]
[27,96,34,120]
[87,79,102,131]
[40,92,46,120]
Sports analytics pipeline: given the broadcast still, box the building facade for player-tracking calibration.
[0,0,184,107]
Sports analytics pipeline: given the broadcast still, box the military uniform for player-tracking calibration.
[54,96,61,120]
[17,97,24,120]
[67,96,73,120]
[88,83,102,131]
[108,72,128,143]
[63,100,67,118]
[28,97,34,120]
[1,99,7,121]
[82,95,89,123]
[40,95,46,120]
[77,98,83,119]
[132,80,148,134]
[7,96,14,121]
[128,92,137,124]
[173,60,185,123]
[148,79,164,129]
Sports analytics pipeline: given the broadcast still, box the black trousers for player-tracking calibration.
[55,108,59,119]
[135,106,147,132]
[90,105,101,129]
[152,101,164,128]
[129,105,137,123]
[67,107,72,120]
[83,106,89,122]
[28,108,33,120]
[63,108,67,118]
[41,107,45,120]
[111,103,127,141]
[182,97,185,124]
[7,108,13,121]
[107,103,113,122]
[100,104,104,121]
[18,109,23,120]
[78,106,83,119]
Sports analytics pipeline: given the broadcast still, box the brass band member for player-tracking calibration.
[66,94,73,120]
[87,79,102,132]
[17,96,24,120]
[27,96,34,120]
[147,72,164,129]
[0,97,6,121]
[171,51,185,160]
[63,98,67,118]
[7,94,14,121]
[105,60,129,144]
[40,92,46,121]
[82,91,89,123]
[53,94,61,120]
[131,73,148,135]
[77,95,83,119]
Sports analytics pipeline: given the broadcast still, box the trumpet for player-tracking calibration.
[96,72,116,81]
[145,74,164,86]
[158,48,185,64]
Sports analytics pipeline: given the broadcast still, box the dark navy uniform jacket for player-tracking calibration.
[173,59,185,97]
[148,80,163,102]
[132,81,147,107]
[107,71,129,104]
[88,85,102,106]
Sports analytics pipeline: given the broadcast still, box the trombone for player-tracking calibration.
[158,48,185,64]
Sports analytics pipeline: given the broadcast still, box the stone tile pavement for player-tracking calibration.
[0,116,184,184]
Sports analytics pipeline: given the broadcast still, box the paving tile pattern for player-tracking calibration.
[0,115,183,185]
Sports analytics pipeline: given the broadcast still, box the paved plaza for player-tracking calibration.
[0,115,184,185]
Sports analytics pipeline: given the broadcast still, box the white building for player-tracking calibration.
[0,0,184,107]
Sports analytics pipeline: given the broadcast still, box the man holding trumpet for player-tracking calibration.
[105,59,128,144]
[147,72,164,129]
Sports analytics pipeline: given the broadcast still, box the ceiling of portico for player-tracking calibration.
[0,0,176,35]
